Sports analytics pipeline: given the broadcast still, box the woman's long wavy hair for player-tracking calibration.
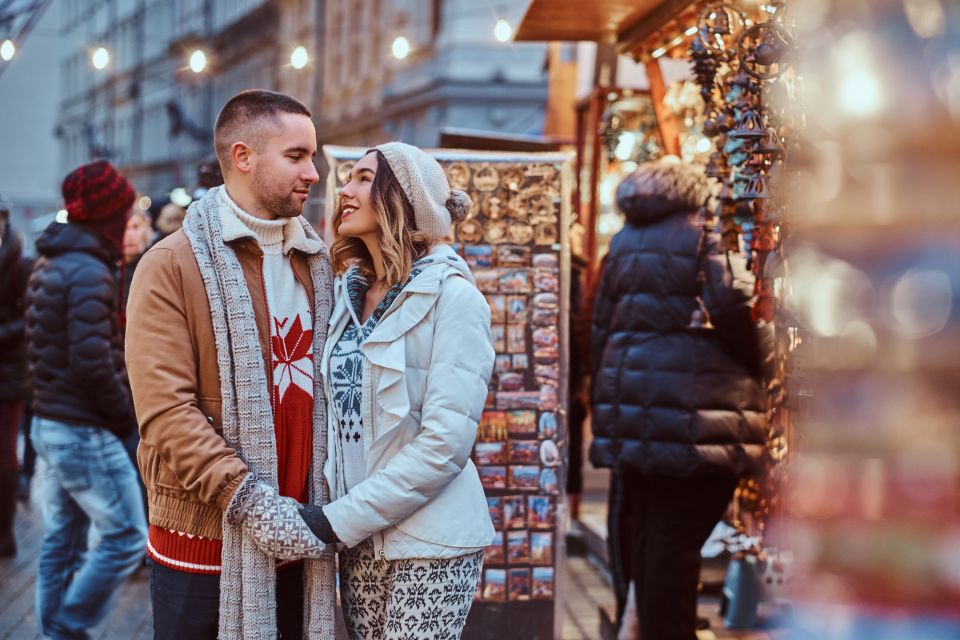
[331,150,433,285]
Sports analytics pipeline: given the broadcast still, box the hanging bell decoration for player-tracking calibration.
[689,36,717,105]
[705,152,729,179]
[756,128,785,159]
[729,109,767,140]
[738,169,770,201]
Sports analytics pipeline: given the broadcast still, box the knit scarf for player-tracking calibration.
[183,187,337,639]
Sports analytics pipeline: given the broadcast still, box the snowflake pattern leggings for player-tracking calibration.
[339,539,483,640]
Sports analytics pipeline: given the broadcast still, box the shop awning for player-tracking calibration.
[515,0,697,58]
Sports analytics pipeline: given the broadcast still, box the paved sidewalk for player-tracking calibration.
[0,478,786,639]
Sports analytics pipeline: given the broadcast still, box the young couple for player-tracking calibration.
[125,89,495,639]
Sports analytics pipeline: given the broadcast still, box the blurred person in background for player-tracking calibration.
[25,160,148,638]
[118,207,154,520]
[0,194,32,557]
[119,207,153,333]
[566,222,589,521]
[590,157,770,640]
[151,202,186,246]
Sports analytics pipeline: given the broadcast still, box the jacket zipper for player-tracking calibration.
[369,364,387,563]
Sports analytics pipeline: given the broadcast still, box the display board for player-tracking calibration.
[323,147,573,639]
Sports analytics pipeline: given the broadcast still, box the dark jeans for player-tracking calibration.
[609,469,737,640]
[151,561,305,639]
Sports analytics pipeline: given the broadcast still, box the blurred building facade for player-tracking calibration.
[55,0,548,215]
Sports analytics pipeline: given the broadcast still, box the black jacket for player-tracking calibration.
[0,224,31,401]
[589,168,769,479]
[25,222,136,437]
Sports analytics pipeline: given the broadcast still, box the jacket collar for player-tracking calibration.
[212,185,325,256]
[328,244,470,333]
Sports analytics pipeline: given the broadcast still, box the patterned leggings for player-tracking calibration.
[339,539,483,640]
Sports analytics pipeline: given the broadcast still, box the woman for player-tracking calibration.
[118,207,152,333]
[590,157,770,640]
[298,142,495,639]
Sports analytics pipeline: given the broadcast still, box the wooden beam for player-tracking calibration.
[645,59,681,157]
[616,0,696,51]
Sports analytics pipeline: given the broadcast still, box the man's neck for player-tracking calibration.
[222,182,276,221]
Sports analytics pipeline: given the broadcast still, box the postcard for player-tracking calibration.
[483,568,506,601]
[503,495,527,529]
[509,465,540,491]
[507,530,530,564]
[479,466,506,490]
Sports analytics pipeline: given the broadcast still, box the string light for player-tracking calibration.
[91,46,109,70]
[0,39,15,61]
[189,49,206,73]
[290,45,308,69]
[391,35,410,59]
[494,18,512,43]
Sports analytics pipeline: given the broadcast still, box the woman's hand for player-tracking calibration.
[298,504,340,544]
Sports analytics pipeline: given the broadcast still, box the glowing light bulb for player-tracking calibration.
[494,19,512,43]
[189,49,206,73]
[92,47,110,70]
[0,39,15,61]
[392,36,410,60]
[291,46,308,69]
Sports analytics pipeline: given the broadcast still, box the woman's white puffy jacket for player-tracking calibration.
[320,244,496,559]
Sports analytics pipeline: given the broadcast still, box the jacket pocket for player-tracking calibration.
[197,396,222,433]
[393,462,495,548]
[142,446,186,495]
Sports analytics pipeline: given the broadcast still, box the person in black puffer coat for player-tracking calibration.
[590,157,770,640]
[0,197,33,556]
[26,160,147,638]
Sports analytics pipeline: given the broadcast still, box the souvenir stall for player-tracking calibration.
[323,147,575,640]
[518,0,801,630]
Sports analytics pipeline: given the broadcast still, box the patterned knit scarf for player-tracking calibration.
[183,187,337,639]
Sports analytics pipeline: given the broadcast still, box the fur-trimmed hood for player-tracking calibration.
[616,156,709,226]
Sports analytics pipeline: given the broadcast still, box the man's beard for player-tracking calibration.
[252,172,303,219]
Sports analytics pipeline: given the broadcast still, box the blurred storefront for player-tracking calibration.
[517,1,960,639]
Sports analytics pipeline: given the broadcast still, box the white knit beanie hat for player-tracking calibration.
[375,141,472,239]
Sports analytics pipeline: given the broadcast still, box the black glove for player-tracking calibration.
[298,504,340,544]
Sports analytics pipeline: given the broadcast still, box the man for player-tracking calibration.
[0,195,31,557]
[125,89,336,639]
[25,162,148,638]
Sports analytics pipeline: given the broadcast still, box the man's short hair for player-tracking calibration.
[213,89,312,171]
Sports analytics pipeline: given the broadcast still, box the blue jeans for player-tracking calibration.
[31,417,148,639]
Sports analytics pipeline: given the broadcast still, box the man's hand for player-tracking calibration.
[227,479,327,560]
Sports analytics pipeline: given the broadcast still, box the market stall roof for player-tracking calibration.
[515,0,697,55]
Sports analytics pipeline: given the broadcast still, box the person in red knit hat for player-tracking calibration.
[25,160,147,639]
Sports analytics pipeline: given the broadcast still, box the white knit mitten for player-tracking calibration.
[226,477,326,560]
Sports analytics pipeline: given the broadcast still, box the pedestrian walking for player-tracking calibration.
[25,161,148,638]
[590,157,771,640]
[0,194,32,557]
[296,142,495,639]
[125,89,336,639]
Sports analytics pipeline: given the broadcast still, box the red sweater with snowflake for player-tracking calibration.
[147,194,314,574]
